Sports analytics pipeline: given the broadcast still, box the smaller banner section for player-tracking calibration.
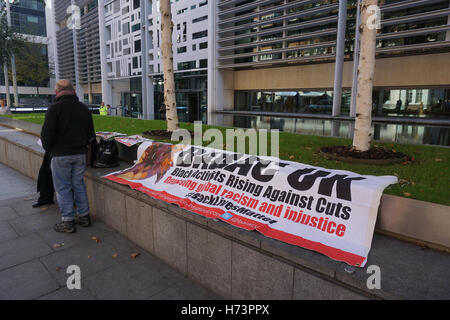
[115,135,151,147]
[96,131,127,140]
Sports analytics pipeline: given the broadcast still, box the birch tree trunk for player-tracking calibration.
[160,0,179,132]
[352,0,378,151]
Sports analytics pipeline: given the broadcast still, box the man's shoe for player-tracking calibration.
[54,221,76,233]
[75,214,91,227]
[32,200,55,208]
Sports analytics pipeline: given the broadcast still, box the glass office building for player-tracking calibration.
[212,0,450,146]
[0,0,55,105]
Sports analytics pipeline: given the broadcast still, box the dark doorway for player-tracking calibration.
[188,92,199,123]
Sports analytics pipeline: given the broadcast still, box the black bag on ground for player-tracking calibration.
[93,138,119,168]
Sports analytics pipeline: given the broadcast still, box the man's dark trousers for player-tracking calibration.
[37,151,55,203]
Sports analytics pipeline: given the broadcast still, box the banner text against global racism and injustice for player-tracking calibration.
[161,123,359,238]
[106,122,397,266]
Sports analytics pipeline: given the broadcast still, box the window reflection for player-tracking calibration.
[235,88,450,119]
[229,115,450,146]
[235,90,347,115]
[380,88,450,118]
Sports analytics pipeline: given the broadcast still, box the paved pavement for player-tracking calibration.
[0,162,220,300]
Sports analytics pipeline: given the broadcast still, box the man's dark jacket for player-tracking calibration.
[41,93,95,156]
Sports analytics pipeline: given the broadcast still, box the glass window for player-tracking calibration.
[134,40,141,52]
[381,88,450,118]
[177,61,196,70]
[26,15,39,23]
[192,30,208,40]
[199,59,207,68]
[131,23,140,32]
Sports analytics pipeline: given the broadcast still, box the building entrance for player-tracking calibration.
[122,92,142,118]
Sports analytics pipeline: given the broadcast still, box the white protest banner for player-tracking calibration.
[115,135,151,147]
[103,141,397,267]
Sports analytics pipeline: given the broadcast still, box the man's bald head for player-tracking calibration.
[55,79,74,93]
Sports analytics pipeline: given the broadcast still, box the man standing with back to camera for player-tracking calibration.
[41,79,96,233]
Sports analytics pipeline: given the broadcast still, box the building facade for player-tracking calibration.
[0,0,57,105]
[100,0,210,120]
[98,0,450,145]
[209,0,450,145]
[53,0,102,104]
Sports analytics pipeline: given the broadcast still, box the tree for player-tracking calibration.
[0,2,25,106]
[352,0,378,152]
[160,0,179,132]
[14,42,54,96]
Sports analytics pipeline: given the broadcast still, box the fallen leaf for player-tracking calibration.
[53,243,64,248]
[87,255,92,259]
[55,267,61,271]
[112,253,118,258]
[130,253,140,259]
[24,197,33,201]
[434,158,442,162]
[91,236,101,243]
[289,155,295,160]
[403,192,411,197]
[41,207,48,211]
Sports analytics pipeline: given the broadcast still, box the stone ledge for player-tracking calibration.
[1,123,449,299]
[2,117,449,251]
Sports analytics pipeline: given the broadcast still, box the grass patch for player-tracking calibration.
[3,113,449,206]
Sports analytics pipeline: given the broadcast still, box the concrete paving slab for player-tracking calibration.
[0,260,59,300]
[0,233,53,271]
[0,221,19,242]
[39,236,128,286]
[0,135,221,300]
[9,209,60,236]
[0,205,18,221]
[37,218,115,252]
[149,277,222,300]
[83,258,183,300]
[0,194,37,207]
[0,164,36,201]
[10,199,58,217]
[1,189,35,201]
[293,268,368,300]
[335,233,450,300]
[38,286,97,300]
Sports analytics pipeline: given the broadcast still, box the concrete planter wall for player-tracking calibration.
[1,118,449,299]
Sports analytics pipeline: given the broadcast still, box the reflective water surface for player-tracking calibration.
[230,115,450,147]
